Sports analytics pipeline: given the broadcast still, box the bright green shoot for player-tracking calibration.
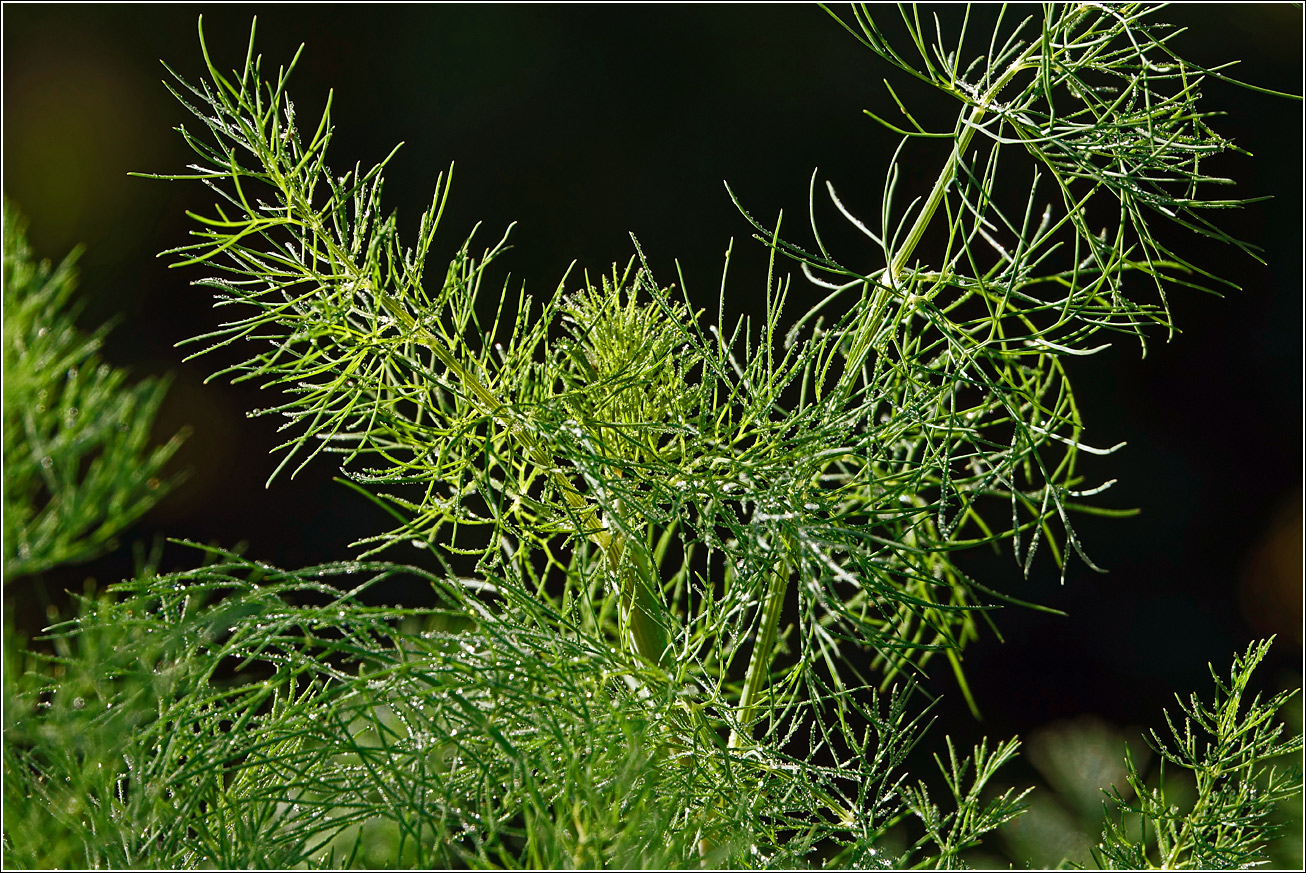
[1095,638,1304,870]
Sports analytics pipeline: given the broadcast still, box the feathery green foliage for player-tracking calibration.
[135,2,1282,715]
[1094,638,1303,870]
[0,539,999,868]
[3,3,1301,868]
[2,201,186,581]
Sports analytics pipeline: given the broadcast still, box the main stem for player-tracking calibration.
[376,291,670,668]
[608,513,671,669]
[729,558,789,749]
[886,56,1040,285]
[726,52,1046,748]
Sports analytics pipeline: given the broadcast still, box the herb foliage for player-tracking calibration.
[3,4,1300,868]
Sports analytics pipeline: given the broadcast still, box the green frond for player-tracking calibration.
[1093,638,1304,870]
[2,201,188,581]
[2,543,982,868]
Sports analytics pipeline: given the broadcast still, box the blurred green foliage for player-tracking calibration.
[3,201,186,581]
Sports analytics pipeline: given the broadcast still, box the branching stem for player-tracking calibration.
[725,42,1053,746]
[376,289,671,667]
[887,51,1043,285]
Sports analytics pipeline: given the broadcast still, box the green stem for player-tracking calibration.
[723,49,1055,746]
[729,557,789,749]
[887,55,1042,286]
[611,522,672,668]
[376,289,671,667]
[375,290,596,515]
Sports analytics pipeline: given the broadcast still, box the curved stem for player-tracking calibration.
[377,289,671,666]
[887,57,1041,286]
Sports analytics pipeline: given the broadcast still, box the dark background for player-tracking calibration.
[4,1,1302,828]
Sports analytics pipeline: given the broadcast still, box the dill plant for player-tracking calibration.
[3,4,1301,869]
[2,204,186,580]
